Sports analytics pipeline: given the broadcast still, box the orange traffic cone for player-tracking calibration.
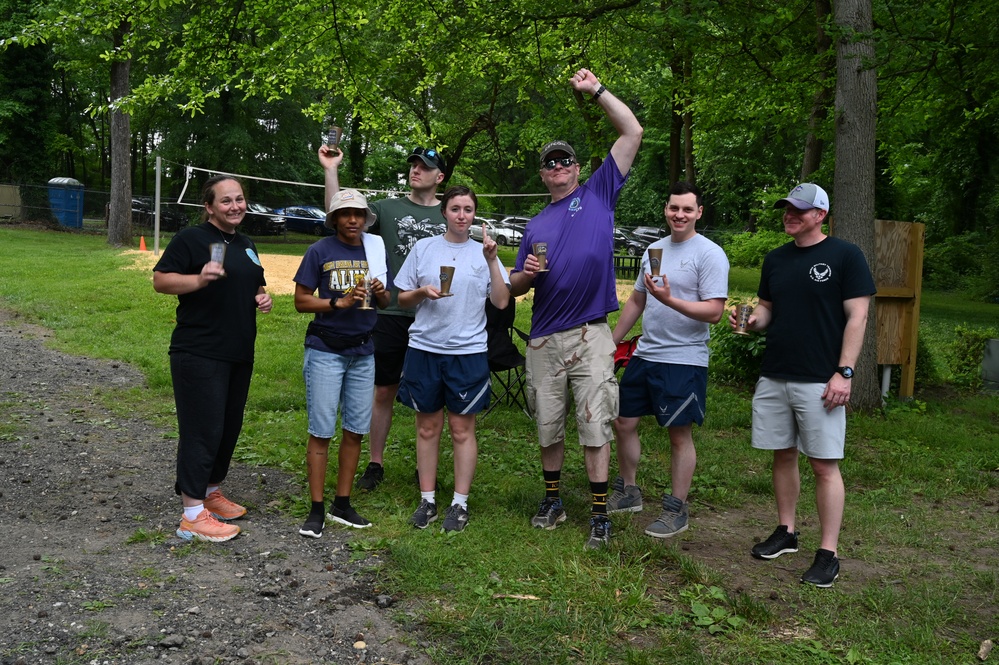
[139,236,147,251]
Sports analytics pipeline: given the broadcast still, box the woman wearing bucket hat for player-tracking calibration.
[293,188,390,537]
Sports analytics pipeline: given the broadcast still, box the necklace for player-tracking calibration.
[444,238,467,262]
[216,227,234,245]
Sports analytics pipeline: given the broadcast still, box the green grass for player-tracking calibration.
[1,227,997,664]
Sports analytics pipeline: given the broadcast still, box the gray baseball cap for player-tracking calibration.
[774,183,829,211]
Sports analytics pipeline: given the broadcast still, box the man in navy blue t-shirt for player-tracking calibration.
[731,182,875,587]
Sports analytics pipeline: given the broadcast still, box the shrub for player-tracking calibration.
[708,321,766,387]
[722,230,787,268]
[922,232,986,291]
[946,324,999,390]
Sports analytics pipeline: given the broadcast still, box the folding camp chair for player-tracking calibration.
[483,298,532,418]
[615,334,641,373]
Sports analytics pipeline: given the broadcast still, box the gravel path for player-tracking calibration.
[0,310,429,665]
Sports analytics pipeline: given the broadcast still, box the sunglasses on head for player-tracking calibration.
[542,157,576,170]
[413,147,440,160]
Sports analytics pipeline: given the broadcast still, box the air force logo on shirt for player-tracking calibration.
[810,263,832,282]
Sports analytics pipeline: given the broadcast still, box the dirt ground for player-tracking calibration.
[0,309,430,664]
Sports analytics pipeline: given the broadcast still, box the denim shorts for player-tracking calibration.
[751,377,846,459]
[303,346,374,439]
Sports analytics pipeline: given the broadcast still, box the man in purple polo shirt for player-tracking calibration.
[510,67,643,550]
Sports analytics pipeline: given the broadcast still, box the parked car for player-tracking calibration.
[242,202,286,236]
[131,197,189,231]
[630,225,668,244]
[469,217,523,246]
[275,205,330,236]
[498,215,531,234]
[614,228,647,256]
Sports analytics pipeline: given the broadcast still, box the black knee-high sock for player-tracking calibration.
[590,481,609,516]
[543,469,561,499]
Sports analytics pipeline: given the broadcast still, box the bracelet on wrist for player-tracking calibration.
[592,84,606,101]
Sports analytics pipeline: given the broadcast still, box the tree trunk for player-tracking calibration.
[801,0,833,180]
[683,53,695,184]
[669,53,683,184]
[833,0,879,411]
[107,20,132,247]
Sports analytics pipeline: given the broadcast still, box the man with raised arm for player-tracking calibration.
[509,67,643,550]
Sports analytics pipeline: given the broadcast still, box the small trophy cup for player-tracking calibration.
[734,303,754,335]
[647,248,663,277]
[209,242,227,278]
[533,242,549,272]
[439,266,455,297]
[356,274,374,310]
[326,125,343,149]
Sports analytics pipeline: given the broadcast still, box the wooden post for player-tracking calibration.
[874,220,925,398]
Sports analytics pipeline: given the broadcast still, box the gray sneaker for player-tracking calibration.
[409,499,438,529]
[644,494,689,539]
[607,476,643,514]
[585,515,612,550]
[442,504,469,533]
[530,497,566,530]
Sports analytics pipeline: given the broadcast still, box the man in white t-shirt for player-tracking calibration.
[609,181,729,538]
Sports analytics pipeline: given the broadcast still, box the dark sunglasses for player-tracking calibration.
[542,157,576,170]
[414,147,439,159]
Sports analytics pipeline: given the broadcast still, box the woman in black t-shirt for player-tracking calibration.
[153,176,272,543]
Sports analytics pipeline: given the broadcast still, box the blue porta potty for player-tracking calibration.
[47,177,84,228]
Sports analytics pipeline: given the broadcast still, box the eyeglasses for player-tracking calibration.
[542,157,576,170]
[414,147,439,159]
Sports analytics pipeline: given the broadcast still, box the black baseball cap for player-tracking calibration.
[408,147,445,171]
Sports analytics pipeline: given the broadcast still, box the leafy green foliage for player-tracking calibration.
[946,324,999,389]
[708,321,766,387]
[922,232,987,290]
[721,230,787,268]
[681,585,747,635]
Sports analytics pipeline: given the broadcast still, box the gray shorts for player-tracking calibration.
[525,322,618,448]
[751,377,846,459]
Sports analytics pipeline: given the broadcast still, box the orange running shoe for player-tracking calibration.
[176,509,240,542]
[204,490,247,521]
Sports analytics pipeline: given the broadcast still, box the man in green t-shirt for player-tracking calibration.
[319,144,446,491]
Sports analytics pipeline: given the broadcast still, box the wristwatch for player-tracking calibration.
[837,366,854,379]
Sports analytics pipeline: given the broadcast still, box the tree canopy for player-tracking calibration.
[2,0,997,244]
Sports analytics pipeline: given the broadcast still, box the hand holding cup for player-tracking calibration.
[733,303,754,335]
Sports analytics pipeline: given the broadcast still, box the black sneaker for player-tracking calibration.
[409,499,438,529]
[751,525,799,559]
[530,497,566,530]
[801,549,840,587]
[298,512,324,539]
[355,462,384,491]
[441,504,469,533]
[585,515,612,550]
[327,504,372,529]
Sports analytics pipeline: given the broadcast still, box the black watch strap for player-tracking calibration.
[837,366,854,378]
